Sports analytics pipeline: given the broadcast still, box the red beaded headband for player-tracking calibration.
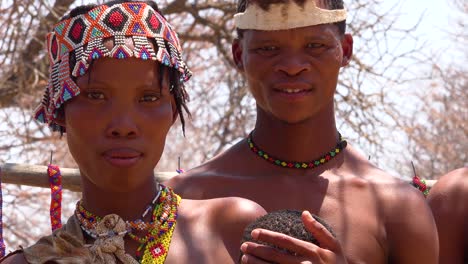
[34,2,192,131]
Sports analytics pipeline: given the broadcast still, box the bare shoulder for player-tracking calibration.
[428,167,468,217]
[343,148,438,262]
[428,167,468,201]
[165,144,244,199]
[427,168,468,262]
[0,252,28,264]
[343,147,425,202]
[165,165,220,199]
[181,197,266,226]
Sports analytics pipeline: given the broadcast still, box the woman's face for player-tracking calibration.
[63,57,175,192]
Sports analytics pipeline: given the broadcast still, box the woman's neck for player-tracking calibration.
[80,176,160,221]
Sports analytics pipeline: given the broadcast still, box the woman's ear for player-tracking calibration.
[54,108,66,128]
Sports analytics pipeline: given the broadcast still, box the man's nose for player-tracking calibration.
[274,53,311,76]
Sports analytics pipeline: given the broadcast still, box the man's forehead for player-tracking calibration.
[244,24,337,41]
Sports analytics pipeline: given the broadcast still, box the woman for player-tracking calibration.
[1,1,264,263]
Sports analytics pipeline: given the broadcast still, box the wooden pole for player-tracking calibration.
[0,163,177,192]
[0,163,436,192]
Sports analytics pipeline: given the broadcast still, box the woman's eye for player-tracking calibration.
[86,92,105,100]
[140,94,160,102]
[259,46,278,51]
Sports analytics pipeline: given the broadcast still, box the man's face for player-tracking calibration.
[233,24,352,123]
[63,57,175,192]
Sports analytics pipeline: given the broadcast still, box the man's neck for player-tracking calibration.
[80,176,160,221]
[252,104,339,163]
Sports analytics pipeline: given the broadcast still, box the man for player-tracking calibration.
[168,0,439,263]
[428,167,468,263]
[0,1,265,263]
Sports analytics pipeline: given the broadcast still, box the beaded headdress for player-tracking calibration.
[234,0,347,31]
[34,2,192,131]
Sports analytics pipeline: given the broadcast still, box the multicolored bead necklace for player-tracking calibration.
[247,131,347,169]
[75,184,180,263]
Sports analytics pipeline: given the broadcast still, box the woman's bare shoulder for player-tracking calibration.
[0,251,28,264]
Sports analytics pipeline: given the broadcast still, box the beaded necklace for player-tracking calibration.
[75,184,180,263]
[247,131,347,169]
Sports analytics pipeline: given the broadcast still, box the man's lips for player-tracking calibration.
[273,82,313,94]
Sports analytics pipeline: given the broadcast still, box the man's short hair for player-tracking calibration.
[239,210,335,262]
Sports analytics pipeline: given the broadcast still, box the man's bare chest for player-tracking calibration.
[212,178,388,263]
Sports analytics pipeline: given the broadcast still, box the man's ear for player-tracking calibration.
[232,38,244,71]
[341,34,353,67]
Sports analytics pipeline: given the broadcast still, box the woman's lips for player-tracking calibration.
[102,148,143,168]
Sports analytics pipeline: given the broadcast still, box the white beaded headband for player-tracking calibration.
[234,0,347,30]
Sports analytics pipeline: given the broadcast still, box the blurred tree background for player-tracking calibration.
[0,0,466,251]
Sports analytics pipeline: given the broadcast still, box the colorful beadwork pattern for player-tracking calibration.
[139,187,179,264]
[0,167,5,257]
[411,176,429,197]
[75,185,180,263]
[48,164,63,231]
[247,132,347,169]
[410,162,429,196]
[34,2,192,131]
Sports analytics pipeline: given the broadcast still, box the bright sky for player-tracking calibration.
[388,0,461,62]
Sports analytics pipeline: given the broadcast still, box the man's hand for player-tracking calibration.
[240,211,347,264]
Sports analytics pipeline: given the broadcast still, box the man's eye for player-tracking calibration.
[140,94,160,102]
[307,43,325,49]
[86,92,105,100]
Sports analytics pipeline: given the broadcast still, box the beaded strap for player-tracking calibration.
[48,164,63,231]
[247,132,347,169]
[140,189,180,264]
[0,167,5,257]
